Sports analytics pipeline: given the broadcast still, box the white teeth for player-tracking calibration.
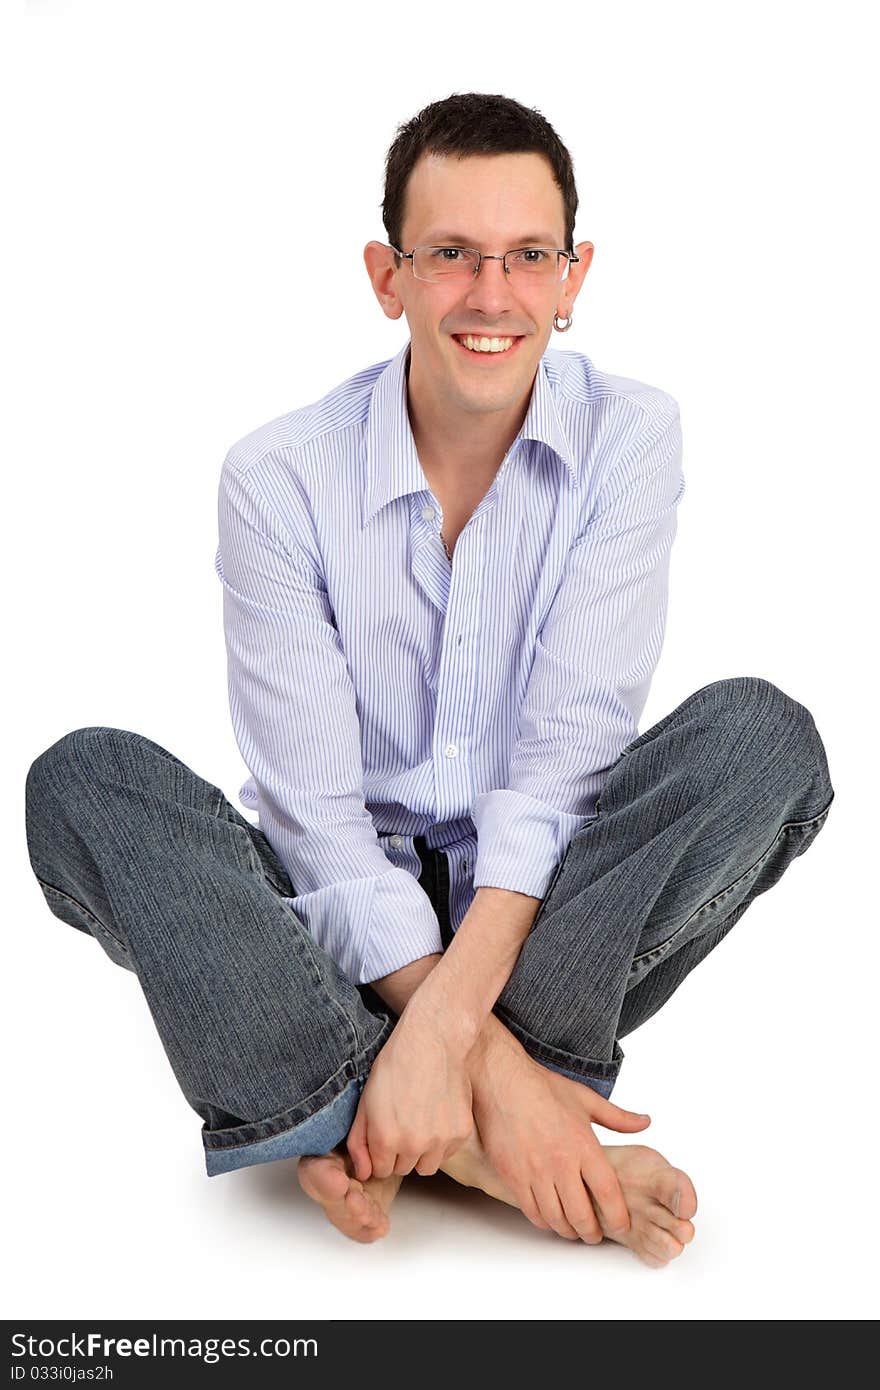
[458,334,515,353]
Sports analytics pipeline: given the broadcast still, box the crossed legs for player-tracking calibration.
[24,677,833,1263]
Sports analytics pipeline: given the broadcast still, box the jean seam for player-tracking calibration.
[266,896,368,1062]
[493,1005,623,1080]
[259,863,292,895]
[202,1014,393,1151]
[219,812,292,895]
[37,875,386,1147]
[630,793,834,969]
[40,778,364,1064]
[35,877,131,955]
[593,747,631,815]
[530,853,569,931]
[253,836,296,895]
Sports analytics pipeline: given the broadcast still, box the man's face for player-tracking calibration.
[366,151,593,421]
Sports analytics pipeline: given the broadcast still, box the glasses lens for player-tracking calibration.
[505,248,565,282]
[412,247,479,282]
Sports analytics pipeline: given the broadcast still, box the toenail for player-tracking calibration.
[671,1189,681,1216]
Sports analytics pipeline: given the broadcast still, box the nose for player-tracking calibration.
[461,255,519,319]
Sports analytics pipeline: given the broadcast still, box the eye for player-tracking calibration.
[431,246,466,261]
[516,248,551,264]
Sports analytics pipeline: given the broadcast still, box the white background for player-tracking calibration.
[3,0,877,1321]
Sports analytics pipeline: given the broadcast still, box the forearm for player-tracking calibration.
[371,943,529,1077]
[436,887,541,1041]
[386,886,540,1055]
[370,952,443,1015]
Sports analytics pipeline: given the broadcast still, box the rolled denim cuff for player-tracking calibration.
[493,1006,624,1099]
[203,1013,393,1176]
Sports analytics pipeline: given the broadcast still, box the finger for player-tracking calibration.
[369,1144,397,1181]
[557,1177,603,1245]
[391,1150,420,1178]
[533,1182,581,1241]
[521,1188,551,1231]
[590,1097,651,1133]
[440,1132,470,1164]
[345,1106,373,1182]
[581,1154,630,1237]
[415,1145,446,1177]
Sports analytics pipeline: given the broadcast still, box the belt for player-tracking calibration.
[412,834,454,950]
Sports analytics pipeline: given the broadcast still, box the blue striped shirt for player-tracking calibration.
[215,338,685,985]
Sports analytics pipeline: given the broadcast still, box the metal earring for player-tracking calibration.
[553,311,573,332]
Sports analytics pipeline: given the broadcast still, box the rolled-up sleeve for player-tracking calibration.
[216,452,442,983]
[471,403,685,898]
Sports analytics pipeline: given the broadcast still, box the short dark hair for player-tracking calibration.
[382,92,579,262]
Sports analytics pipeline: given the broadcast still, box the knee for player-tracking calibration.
[714,674,814,727]
[26,726,131,807]
[708,676,826,775]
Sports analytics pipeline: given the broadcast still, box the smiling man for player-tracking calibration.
[26,93,834,1267]
[366,147,592,573]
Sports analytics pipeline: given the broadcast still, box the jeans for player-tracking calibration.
[24,676,834,1177]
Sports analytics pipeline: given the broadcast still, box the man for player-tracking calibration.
[25,93,834,1267]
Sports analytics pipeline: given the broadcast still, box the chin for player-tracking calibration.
[455,383,524,415]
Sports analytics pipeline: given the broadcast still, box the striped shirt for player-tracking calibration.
[215,338,685,985]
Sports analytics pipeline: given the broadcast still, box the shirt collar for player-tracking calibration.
[363,339,578,529]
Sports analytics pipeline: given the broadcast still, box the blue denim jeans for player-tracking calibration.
[24,676,834,1177]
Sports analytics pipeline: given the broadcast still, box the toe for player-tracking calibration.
[643,1225,685,1264]
[639,1251,668,1270]
[344,1188,388,1238]
[348,1185,388,1225]
[653,1166,698,1221]
[298,1155,350,1204]
[344,1187,370,1218]
[647,1199,695,1245]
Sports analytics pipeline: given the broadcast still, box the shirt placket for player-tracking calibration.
[431,477,506,825]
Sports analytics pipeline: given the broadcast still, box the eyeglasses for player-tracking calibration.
[389,243,579,285]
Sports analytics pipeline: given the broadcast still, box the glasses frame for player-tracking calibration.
[389,243,579,283]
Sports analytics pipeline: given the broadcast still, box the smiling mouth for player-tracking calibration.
[452,333,525,359]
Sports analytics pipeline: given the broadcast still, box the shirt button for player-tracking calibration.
[390,835,404,848]
[420,505,436,522]
[444,743,458,758]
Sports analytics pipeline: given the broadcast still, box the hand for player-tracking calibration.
[346,1003,474,1182]
[468,1029,651,1243]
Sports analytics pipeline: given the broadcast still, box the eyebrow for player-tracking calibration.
[418,230,561,247]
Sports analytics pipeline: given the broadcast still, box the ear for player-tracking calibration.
[364,241,405,321]
[555,240,594,319]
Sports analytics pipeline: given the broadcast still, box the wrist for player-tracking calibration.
[466,1011,527,1081]
[413,889,541,1047]
[402,970,479,1059]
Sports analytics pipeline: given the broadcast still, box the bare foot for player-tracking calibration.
[441,1134,697,1268]
[599,1144,698,1267]
[297,1145,403,1243]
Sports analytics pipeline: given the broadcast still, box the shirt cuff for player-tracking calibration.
[471,788,596,898]
[283,867,443,985]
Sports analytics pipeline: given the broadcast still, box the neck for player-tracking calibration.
[405,347,533,478]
